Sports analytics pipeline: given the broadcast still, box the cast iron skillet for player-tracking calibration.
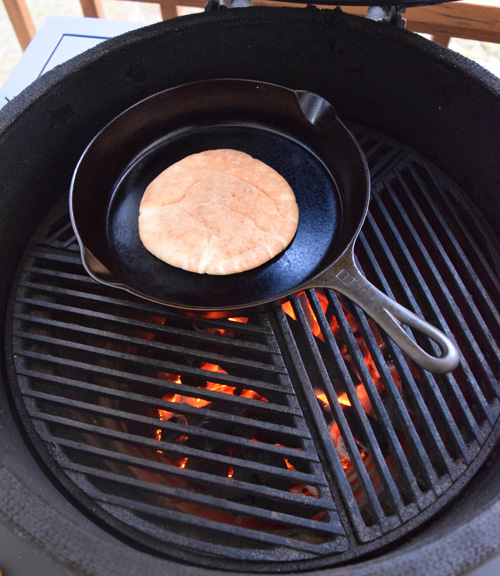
[70,79,459,374]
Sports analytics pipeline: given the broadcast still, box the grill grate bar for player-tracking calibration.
[14,312,286,377]
[358,216,474,465]
[30,409,318,463]
[23,257,275,336]
[316,291,425,502]
[368,189,490,436]
[93,501,340,558]
[14,330,290,397]
[23,265,95,284]
[316,292,407,511]
[44,221,75,247]
[17,290,279,355]
[19,282,269,338]
[405,159,500,334]
[417,163,500,303]
[54,460,334,533]
[58,455,330,511]
[95,503,341,558]
[18,376,308,438]
[288,297,391,528]
[30,247,81,265]
[46,434,329,491]
[381,174,497,418]
[15,346,294,405]
[270,306,376,538]
[19,365,300,426]
[334,243,444,488]
[393,161,500,373]
[60,468,343,556]
[354,130,408,183]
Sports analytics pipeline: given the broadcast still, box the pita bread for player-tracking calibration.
[138,149,299,275]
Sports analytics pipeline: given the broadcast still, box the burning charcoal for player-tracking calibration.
[228,450,290,490]
[343,406,390,457]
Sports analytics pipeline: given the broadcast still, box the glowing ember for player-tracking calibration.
[149,294,398,516]
[199,316,249,336]
[199,363,269,402]
[281,301,296,320]
[134,299,393,532]
[201,361,227,376]
[154,360,269,461]
[335,384,372,411]
[337,393,351,407]
[287,289,403,499]
[315,392,329,407]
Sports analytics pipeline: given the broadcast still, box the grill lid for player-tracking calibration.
[224,1,459,10]
[6,123,500,572]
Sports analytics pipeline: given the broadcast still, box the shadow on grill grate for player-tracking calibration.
[6,125,500,571]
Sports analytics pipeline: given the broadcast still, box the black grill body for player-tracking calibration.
[1,7,500,576]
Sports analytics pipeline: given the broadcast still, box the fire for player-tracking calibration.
[199,316,248,336]
[280,288,404,506]
[283,292,326,339]
[138,310,326,530]
[156,372,210,423]
[314,386,369,411]
[200,362,269,402]
[337,393,351,407]
[314,382,374,459]
[149,294,399,518]
[201,361,227,376]
[157,364,269,421]
[283,290,385,416]
[155,429,164,453]
[315,392,329,408]
[335,384,371,409]
[155,361,268,453]
[281,301,296,320]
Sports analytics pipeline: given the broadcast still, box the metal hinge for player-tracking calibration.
[366,5,407,28]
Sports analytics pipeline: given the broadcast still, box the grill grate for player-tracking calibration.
[11,245,347,562]
[6,126,500,571]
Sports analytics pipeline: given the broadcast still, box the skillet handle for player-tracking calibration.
[310,250,460,374]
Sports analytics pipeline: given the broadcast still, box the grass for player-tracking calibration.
[0,0,499,88]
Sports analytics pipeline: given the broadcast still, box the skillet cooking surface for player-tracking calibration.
[107,125,341,308]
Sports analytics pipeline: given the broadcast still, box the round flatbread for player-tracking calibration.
[138,149,299,275]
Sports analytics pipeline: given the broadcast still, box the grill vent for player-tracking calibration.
[6,126,500,571]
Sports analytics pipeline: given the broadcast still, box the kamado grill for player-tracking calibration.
[1,3,499,576]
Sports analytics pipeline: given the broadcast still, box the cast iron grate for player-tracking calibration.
[6,126,500,571]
